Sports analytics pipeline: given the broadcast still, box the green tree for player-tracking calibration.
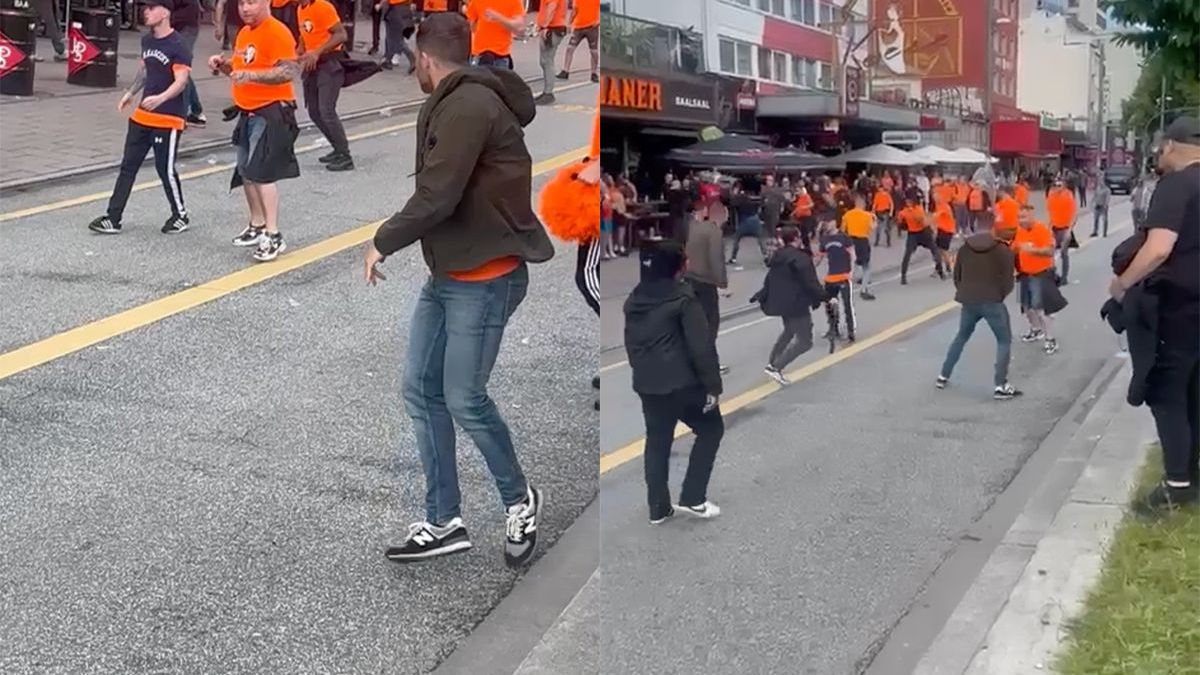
[1121,52,1200,136]
[1102,0,1200,80]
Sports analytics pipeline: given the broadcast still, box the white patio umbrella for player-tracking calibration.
[909,145,959,164]
[834,143,925,166]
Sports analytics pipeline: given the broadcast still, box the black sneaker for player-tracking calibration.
[380,60,394,70]
[186,113,207,128]
[326,154,355,172]
[592,375,600,389]
[534,92,556,105]
[649,507,675,525]
[555,69,569,80]
[675,501,721,519]
[935,375,948,389]
[590,72,599,83]
[1135,481,1199,515]
[161,214,190,234]
[900,278,908,285]
[1043,338,1059,355]
[764,365,789,386]
[232,224,264,247]
[504,485,543,568]
[861,290,876,301]
[318,150,341,164]
[385,518,473,562]
[88,215,121,234]
[1021,329,1045,343]
[993,383,1023,400]
[252,232,286,262]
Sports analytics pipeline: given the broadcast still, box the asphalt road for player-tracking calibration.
[0,84,599,674]
[599,200,1133,674]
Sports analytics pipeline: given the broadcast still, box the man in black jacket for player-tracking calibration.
[624,241,725,525]
[935,230,1022,400]
[365,13,555,567]
[171,0,206,126]
[755,226,824,386]
[1109,116,1200,512]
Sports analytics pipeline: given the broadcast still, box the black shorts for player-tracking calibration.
[475,51,514,69]
[936,231,953,250]
[232,102,300,185]
[569,24,598,47]
[851,236,871,265]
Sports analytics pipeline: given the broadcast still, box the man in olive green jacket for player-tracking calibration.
[364,13,553,569]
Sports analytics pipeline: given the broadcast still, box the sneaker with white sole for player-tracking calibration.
[764,365,789,386]
[1020,329,1045,343]
[675,501,721,519]
[232,224,264,247]
[385,518,473,562]
[935,375,949,389]
[504,485,543,568]
[1043,338,1059,355]
[993,383,1023,400]
[252,232,286,262]
[649,507,675,525]
[88,215,122,234]
[161,214,190,234]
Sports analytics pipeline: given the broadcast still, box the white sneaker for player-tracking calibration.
[764,366,789,386]
[674,501,721,519]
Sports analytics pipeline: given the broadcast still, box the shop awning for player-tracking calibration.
[831,143,924,166]
[909,145,960,164]
[667,135,846,172]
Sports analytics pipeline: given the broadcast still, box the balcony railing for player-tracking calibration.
[600,12,706,76]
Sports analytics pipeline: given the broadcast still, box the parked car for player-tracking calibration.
[1104,165,1138,195]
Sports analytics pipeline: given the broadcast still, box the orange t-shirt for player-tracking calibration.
[466,0,524,56]
[994,196,1019,231]
[934,183,954,207]
[537,0,568,28]
[297,0,342,54]
[1012,222,1055,275]
[872,190,893,214]
[1014,182,1029,206]
[842,208,873,238]
[952,183,969,204]
[423,0,448,9]
[572,0,600,29]
[901,206,927,233]
[271,0,293,8]
[1046,188,1077,229]
[793,193,813,218]
[934,202,956,234]
[232,17,297,110]
[448,256,521,282]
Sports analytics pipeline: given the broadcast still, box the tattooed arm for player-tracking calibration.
[118,63,146,110]
[235,59,301,84]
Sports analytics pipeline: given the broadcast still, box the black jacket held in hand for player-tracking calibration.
[751,246,824,317]
[372,67,555,274]
[953,233,1016,304]
[623,279,723,397]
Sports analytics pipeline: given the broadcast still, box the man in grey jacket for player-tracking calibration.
[685,199,729,371]
[1090,181,1111,237]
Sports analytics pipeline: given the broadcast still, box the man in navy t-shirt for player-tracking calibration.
[89,0,194,235]
[817,218,857,342]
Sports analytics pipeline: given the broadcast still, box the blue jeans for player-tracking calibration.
[178,27,203,116]
[1091,207,1108,236]
[403,263,530,525]
[940,302,1012,387]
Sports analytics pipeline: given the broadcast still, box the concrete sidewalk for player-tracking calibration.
[913,357,1155,675]
[0,21,574,188]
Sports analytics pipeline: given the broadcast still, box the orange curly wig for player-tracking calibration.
[538,158,600,244]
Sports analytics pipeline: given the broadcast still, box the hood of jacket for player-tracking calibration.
[963,232,1001,253]
[428,66,537,128]
[626,279,691,317]
[768,245,808,268]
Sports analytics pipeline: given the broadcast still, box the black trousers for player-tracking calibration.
[107,120,186,223]
[271,2,300,41]
[824,279,855,337]
[900,228,943,280]
[640,386,724,520]
[575,238,599,315]
[689,278,719,347]
[371,6,382,50]
[769,313,814,370]
[302,58,349,155]
[1146,314,1200,485]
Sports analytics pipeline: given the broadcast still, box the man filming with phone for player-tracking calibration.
[623,241,725,526]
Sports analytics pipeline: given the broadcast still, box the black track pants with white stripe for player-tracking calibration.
[575,238,601,315]
[106,120,187,223]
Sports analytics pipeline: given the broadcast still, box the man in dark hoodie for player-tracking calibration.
[364,13,555,567]
[624,241,725,525]
[756,226,825,386]
[935,228,1022,400]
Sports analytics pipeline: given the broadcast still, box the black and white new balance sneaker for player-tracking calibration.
[993,383,1023,400]
[675,501,721,519]
[935,375,949,389]
[385,518,473,562]
[161,214,190,234]
[1020,329,1045,343]
[504,485,543,568]
[1043,338,1060,355]
[88,215,121,234]
[252,232,286,262]
[233,224,265,247]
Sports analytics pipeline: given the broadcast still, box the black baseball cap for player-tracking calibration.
[1164,115,1200,145]
[639,240,685,282]
[145,0,175,10]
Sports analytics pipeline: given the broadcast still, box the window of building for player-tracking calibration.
[819,1,835,28]
[818,61,832,90]
[719,37,755,76]
[773,51,789,82]
[771,0,786,15]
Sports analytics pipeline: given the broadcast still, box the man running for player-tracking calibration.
[935,226,1021,400]
[297,0,353,170]
[465,0,525,69]
[364,13,554,566]
[557,0,599,84]
[757,226,825,386]
[208,0,302,262]
[1046,179,1078,285]
[842,196,877,300]
[933,194,956,274]
[88,0,191,236]
[898,196,944,284]
[533,0,567,104]
[1012,205,1059,354]
[624,242,724,524]
[816,219,856,342]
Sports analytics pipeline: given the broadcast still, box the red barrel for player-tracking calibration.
[0,5,36,96]
[66,7,119,88]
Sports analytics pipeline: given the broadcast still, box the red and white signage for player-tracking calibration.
[67,25,100,75]
[0,32,27,78]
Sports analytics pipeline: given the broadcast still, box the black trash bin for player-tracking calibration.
[66,7,119,88]
[0,4,37,96]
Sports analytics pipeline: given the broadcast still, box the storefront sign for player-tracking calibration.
[601,74,663,112]
[844,66,862,118]
[600,69,722,127]
[918,114,945,130]
[1039,113,1061,131]
[882,130,921,145]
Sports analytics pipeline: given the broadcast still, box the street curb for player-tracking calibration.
[0,70,591,193]
[911,356,1153,675]
[431,495,599,675]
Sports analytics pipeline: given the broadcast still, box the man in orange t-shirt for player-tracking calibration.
[465,0,525,69]
[898,197,944,284]
[208,0,300,262]
[533,0,568,103]
[297,0,352,170]
[1012,205,1059,352]
[993,187,1019,236]
[1014,179,1030,207]
[871,186,894,247]
[1045,179,1078,285]
[842,196,877,300]
[559,0,599,83]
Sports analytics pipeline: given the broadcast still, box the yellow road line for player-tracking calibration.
[0,81,596,223]
[0,146,589,383]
